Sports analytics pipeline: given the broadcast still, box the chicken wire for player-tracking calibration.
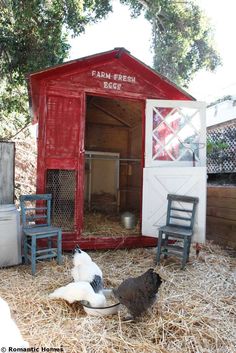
[46,169,76,231]
[207,122,236,173]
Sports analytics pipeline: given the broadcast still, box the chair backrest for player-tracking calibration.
[20,194,52,228]
[166,194,199,230]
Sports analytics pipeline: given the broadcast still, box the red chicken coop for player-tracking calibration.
[28,48,207,250]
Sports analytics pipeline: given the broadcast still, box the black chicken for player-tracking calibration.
[113,268,162,320]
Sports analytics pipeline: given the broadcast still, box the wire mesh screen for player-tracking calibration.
[207,122,236,173]
[46,169,76,231]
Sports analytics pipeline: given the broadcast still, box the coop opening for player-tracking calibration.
[83,95,143,237]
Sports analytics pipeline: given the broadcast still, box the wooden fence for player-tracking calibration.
[207,186,236,249]
[0,141,15,204]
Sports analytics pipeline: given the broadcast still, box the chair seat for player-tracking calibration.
[23,226,61,236]
[159,225,193,237]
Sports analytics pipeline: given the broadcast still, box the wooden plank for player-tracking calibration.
[206,186,236,248]
[207,206,236,221]
[207,231,236,243]
[206,216,236,248]
[92,102,132,127]
[207,196,236,209]
[63,235,157,250]
[207,186,236,198]
[85,125,128,158]
[207,227,236,243]
[207,233,236,249]
[207,215,236,227]
[45,95,80,158]
[0,142,15,204]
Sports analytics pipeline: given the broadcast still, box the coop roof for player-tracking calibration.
[28,48,195,122]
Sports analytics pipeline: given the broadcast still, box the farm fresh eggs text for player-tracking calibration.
[91,70,136,90]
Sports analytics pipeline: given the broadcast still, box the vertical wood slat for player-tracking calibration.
[207,186,236,249]
[0,142,15,204]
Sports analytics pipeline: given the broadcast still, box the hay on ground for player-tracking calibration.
[82,212,140,237]
[0,243,235,353]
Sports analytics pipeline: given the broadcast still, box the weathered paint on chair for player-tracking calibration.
[156,194,199,269]
[20,194,63,275]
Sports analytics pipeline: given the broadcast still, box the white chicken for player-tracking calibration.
[0,297,29,350]
[49,281,106,307]
[71,246,103,293]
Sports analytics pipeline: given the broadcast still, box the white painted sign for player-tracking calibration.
[91,70,136,91]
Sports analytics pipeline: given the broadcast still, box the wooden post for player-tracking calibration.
[0,142,15,204]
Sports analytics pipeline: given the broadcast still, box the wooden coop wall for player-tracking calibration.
[84,152,119,213]
[85,97,142,212]
[85,124,128,211]
[85,125,128,156]
[126,124,142,211]
[91,159,117,195]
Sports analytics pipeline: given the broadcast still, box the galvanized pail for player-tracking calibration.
[121,212,136,229]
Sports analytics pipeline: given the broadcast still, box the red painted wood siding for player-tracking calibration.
[46,95,80,158]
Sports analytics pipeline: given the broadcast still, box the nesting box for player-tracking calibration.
[28,48,207,250]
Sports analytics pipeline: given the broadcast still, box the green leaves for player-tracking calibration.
[122,0,221,88]
[152,1,221,87]
[0,82,30,139]
[0,0,112,139]
[207,140,228,155]
[0,0,221,140]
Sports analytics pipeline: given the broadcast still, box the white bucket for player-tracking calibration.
[0,204,22,267]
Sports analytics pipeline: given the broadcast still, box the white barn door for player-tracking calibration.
[142,100,207,243]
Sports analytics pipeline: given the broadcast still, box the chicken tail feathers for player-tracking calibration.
[90,275,103,293]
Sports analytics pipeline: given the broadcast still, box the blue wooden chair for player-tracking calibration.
[156,194,199,269]
[20,194,63,275]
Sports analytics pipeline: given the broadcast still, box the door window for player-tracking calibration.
[146,100,206,167]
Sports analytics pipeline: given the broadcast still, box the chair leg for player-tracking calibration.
[156,230,163,265]
[186,237,192,262]
[163,234,169,259]
[48,238,52,251]
[57,229,62,265]
[31,235,37,275]
[181,236,188,270]
[23,234,29,264]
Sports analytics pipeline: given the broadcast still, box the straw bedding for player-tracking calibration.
[82,212,140,237]
[0,243,235,353]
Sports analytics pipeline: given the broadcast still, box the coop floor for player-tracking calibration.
[82,211,140,237]
[0,243,235,353]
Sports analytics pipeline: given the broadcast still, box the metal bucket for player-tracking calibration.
[0,204,22,267]
[121,212,136,229]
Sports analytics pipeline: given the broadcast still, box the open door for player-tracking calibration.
[142,99,207,243]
